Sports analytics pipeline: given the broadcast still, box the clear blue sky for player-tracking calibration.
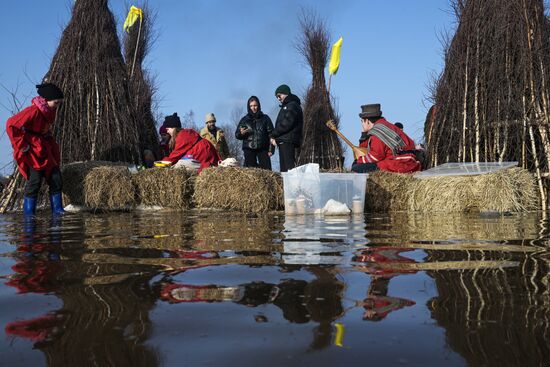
[0,0,454,173]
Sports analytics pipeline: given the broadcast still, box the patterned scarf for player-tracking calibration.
[369,123,405,155]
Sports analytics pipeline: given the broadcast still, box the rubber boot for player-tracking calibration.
[23,196,37,216]
[49,193,66,215]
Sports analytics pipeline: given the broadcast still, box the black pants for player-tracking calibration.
[278,143,299,172]
[24,167,63,198]
[351,162,379,173]
[243,148,272,170]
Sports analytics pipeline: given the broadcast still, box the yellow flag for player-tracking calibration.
[334,323,345,347]
[329,37,343,75]
[123,6,143,32]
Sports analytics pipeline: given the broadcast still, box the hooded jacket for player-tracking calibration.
[235,96,275,152]
[272,94,303,145]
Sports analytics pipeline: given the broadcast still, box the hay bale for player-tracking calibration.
[84,166,135,210]
[133,167,197,209]
[366,167,539,213]
[62,161,129,205]
[473,168,539,212]
[194,167,284,213]
[366,171,415,212]
[409,175,477,212]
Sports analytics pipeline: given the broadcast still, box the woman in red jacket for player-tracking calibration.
[160,113,220,172]
[6,83,65,215]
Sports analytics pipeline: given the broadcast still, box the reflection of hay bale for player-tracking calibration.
[84,166,135,210]
[62,161,129,205]
[193,214,281,251]
[133,168,196,209]
[367,168,539,213]
[194,167,284,213]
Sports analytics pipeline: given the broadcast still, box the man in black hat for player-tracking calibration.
[352,103,421,174]
[6,83,66,215]
[270,84,303,172]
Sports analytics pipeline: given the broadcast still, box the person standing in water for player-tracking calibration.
[6,83,65,215]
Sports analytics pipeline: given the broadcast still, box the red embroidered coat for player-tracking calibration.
[6,97,60,179]
[358,118,421,173]
[161,129,220,172]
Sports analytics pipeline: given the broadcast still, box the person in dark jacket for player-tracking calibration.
[235,96,275,170]
[271,84,303,172]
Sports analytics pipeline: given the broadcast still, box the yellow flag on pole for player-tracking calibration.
[123,6,143,32]
[329,37,343,75]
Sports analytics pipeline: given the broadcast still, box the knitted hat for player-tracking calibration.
[275,84,291,96]
[36,83,64,101]
[163,113,182,128]
[205,113,216,123]
[359,104,382,119]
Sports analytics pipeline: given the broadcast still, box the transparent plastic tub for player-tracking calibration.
[282,168,368,215]
[414,161,518,179]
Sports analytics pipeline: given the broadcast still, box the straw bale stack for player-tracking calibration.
[133,167,197,209]
[194,167,284,213]
[367,168,539,213]
[62,161,129,206]
[83,166,135,210]
[365,171,416,212]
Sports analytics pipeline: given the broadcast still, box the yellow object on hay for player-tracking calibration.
[194,167,284,213]
[154,161,171,168]
[133,167,197,209]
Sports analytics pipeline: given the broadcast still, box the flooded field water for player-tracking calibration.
[0,210,549,367]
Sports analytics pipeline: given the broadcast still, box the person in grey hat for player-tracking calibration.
[271,84,303,172]
[351,104,421,174]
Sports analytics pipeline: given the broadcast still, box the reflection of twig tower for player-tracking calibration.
[425,0,550,209]
[123,3,160,159]
[0,0,145,212]
[296,11,343,170]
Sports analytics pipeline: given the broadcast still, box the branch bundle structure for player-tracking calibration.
[123,2,160,159]
[45,0,142,164]
[296,12,343,170]
[1,0,152,212]
[426,0,550,207]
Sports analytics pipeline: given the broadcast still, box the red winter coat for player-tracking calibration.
[6,97,60,179]
[161,129,221,172]
[358,118,421,173]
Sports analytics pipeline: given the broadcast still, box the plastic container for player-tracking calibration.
[282,170,368,215]
[414,161,518,179]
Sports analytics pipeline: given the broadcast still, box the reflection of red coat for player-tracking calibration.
[358,118,420,173]
[161,129,220,172]
[6,97,60,179]
[5,314,62,342]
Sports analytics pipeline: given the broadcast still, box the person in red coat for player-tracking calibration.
[351,103,421,174]
[6,83,65,215]
[160,113,220,172]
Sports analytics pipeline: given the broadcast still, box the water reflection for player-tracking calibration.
[0,211,549,366]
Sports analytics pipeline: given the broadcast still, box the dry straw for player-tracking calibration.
[83,166,135,210]
[62,161,129,206]
[366,168,539,213]
[133,167,197,209]
[194,167,284,213]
